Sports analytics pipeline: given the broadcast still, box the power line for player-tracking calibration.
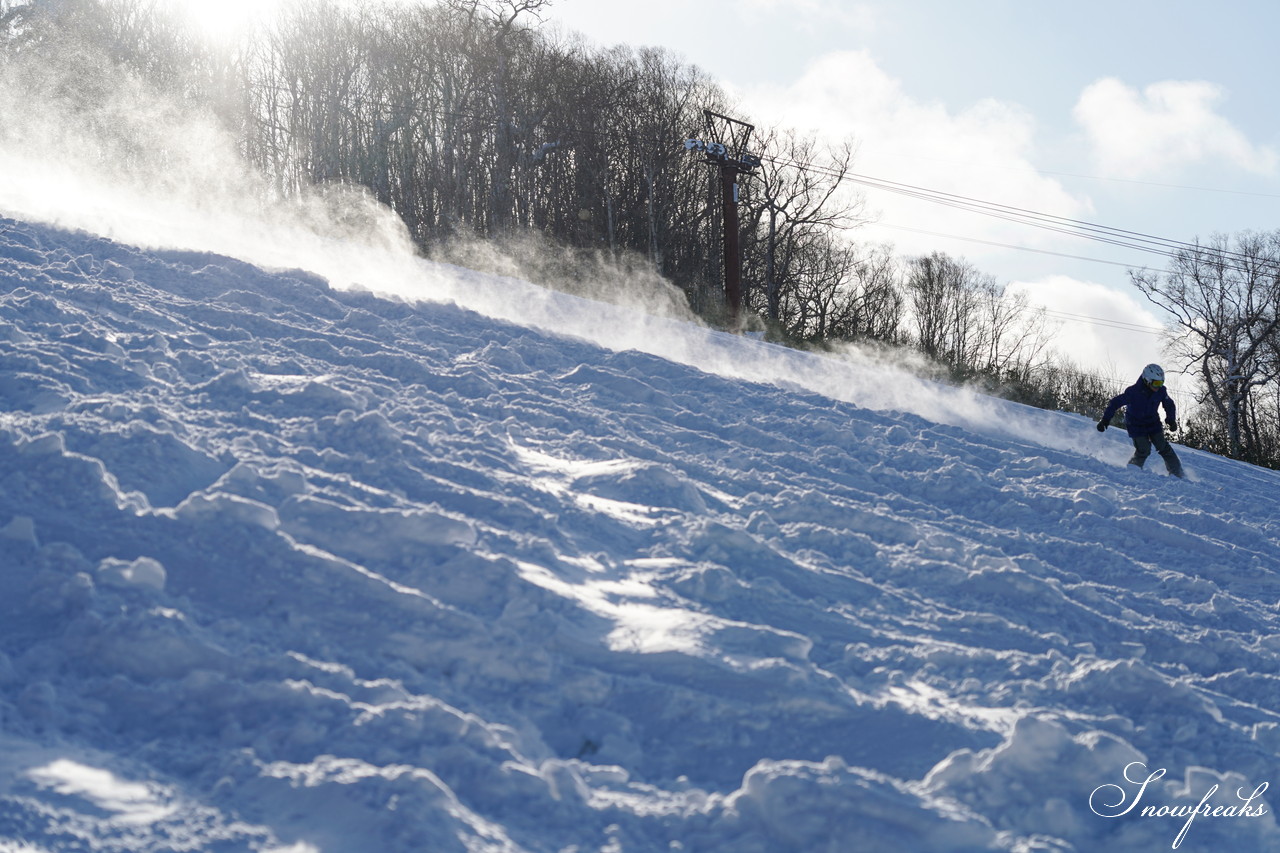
[872,151,1280,200]
[1038,308,1166,336]
[765,154,1280,277]
[838,169,1197,259]
[870,222,1154,270]
[767,156,1192,264]
[1035,168,1280,200]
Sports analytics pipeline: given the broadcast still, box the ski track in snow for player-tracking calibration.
[1,216,1279,851]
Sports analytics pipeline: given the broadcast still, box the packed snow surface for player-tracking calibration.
[2,216,1280,852]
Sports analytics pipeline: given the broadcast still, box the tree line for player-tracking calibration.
[3,0,1278,468]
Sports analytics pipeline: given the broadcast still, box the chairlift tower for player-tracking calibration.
[685,110,761,327]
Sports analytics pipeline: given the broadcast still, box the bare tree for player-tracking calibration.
[906,252,980,365]
[442,0,555,233]
[975,285,1054,380]
[1130,231,1280,461]
[742,130,864,327]
[903,251,1052,381]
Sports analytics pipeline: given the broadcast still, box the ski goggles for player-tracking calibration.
[1149,379,1164,388]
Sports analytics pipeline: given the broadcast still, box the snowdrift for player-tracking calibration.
[2,216,1280,852]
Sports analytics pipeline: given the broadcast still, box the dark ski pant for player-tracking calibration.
[1129,431,1183,477]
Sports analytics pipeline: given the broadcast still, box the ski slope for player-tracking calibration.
[2,215,1280,852]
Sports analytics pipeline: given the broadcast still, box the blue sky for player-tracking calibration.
[549,0,1280,376]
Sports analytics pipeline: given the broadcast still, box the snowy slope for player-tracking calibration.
[2,215,1280,852]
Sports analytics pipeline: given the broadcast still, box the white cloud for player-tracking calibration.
[1008,276,1169,379]
[1073,77,1278,178]
[740,50,1094,261]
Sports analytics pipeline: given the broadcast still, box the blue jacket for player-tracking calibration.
[1103,379,1176,437]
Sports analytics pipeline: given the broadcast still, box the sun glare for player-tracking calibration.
[161,0,285,43]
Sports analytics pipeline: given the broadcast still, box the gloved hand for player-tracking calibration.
[1166,419,1178,432]
[1096,419,1110,432]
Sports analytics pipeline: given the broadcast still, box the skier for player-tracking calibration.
[1097,363,1184,478]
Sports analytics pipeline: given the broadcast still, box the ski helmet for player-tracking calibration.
[1141,363,1165,386]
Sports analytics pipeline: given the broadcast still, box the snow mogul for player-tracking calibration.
[1097,363,1184,478]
